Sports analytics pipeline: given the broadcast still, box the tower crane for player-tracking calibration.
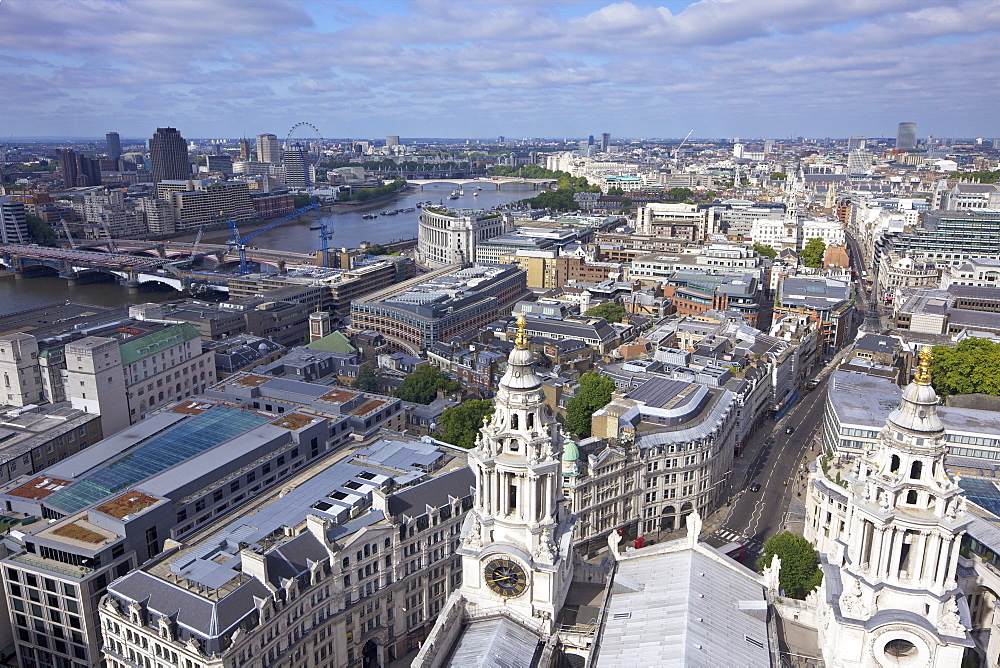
[60,216,77,250]
[226,203,320,274]
[672,130,694,161]
[319,220,333,268]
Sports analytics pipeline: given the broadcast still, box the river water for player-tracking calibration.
[0,183,536,317]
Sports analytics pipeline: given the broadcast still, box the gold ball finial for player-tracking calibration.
[515,315,528,349]
[914,346,933,384]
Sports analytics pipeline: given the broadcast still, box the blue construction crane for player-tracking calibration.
[319,219,333,267]
[226,204,320,274]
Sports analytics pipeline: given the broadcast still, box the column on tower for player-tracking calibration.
[911,531,927,583]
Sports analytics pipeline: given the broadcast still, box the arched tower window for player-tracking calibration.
[511,413,519,430]
[527,413,534,429]
[891,455,900,473]
[906,490,918,504]
[910,461,922,480]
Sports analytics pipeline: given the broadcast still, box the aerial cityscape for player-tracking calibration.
[1,1,1000,667]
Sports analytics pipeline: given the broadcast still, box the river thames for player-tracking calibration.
[0,183,537,317]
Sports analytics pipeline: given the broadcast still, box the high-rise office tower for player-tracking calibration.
[59,149,101,187]
[601,132,611,152]
[896,122,917,151]
[149,127,190,184]
[847,136,866,151]
[0,197,28,244]
[256,133,282,164]
[386,135,400,147]
[283,144,313,189]
[238,137,252,160]
[106,132,121,160]
[588,135,595,146]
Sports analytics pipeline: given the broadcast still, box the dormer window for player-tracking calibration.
[910,461,922,480]
[906,490,918,504]
[511,414,519,430]
[890,455,900,473]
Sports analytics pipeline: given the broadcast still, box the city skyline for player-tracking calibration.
[1,0,999,140]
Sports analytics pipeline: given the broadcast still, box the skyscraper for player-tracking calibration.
[106,131,121,160]
[896,122,917,151]
[255,133,282,164]
[386,135,400,147]
[601,132,611,152]
[283,144,313,189]
[0,197,28,244]
[847,136,866,151]
[59,149,101,187]
[149,127,190,184]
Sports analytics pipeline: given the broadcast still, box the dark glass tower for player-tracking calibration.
[149,127,189,183]
[106,132,121,160]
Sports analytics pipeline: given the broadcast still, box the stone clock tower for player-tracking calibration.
[456,316,576,633]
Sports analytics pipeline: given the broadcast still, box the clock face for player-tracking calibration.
[484,557,528,598]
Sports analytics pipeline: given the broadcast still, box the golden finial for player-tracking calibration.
[515,315,528,349]
[914,346,933,384]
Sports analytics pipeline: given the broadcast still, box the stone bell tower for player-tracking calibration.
[818,347,972,667]
[456,315,575,632]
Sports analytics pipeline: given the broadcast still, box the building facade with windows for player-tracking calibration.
[415,208,513,269]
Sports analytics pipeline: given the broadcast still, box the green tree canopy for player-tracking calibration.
[800,238,826,268]
[619,197,633,212]
[930,339,1000,398]
[606,186,625,196]
[351,363,379,393]
[364,244,387,256]
[757,531,823,599]
[753,242,777,259]
[584,302,626,323]
[25,214,57,246]
[394,365,460,404]
[565,371,616,437]
[438,400,494,449]
[667,187,694,201]
[770,172,787,180]
[293,193,315,208]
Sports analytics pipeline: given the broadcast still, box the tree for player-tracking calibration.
[293,193,314,208]
[584,302,626,323]
[351,364,379,393]
[757,531,823,599]
[394,365,460,404]
[770,172,787,180]
[800,237,826,268]
[667,187,694,201]
[619,197,633,212]
[930,339,1000,398]
[565,371,616,437]
[606,186,625,196]
[25,214,57,246]
[438,400,494,449]
[364,243,387,255]
[753,242,777,259]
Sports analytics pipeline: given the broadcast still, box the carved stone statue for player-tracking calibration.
[687,509,703,548]
[938,595,965,636]
[763,554,782,593]
[463,517,482,550]
[839,578,868,618]
[533,533,556,564]
[607,529,622,561]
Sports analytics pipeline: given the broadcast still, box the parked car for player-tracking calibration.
[749,483,761,492]
[785,426,795,434]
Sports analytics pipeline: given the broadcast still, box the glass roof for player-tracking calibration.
[45,406,269,515]
[960,478,1000,517]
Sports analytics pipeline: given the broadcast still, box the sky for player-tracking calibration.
[1,0,999,141]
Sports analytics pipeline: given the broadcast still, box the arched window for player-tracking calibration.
[910,461,922,480]
[511,413,518,430]
[509,439,519,452]
[906,490,918,504]
[527,413,534,429]
[890,455,900,473]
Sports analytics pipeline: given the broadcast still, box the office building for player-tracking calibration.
[415,207,513,268]
[155,179,254,231]
[99,433,470,668]
[846,136,866,151]
[0,196,29,245]
[385,135,399,147]
[0,372,408,668]
[149,127,189,184]
[896,121,917,151]
[59,149,102,188]
[255,133,282,164]
[283,144,313,189]
[0,403,103,488]
[775,276,855,354]
[636,202,706,241]
[350,264,529,354]
[601,132,611,152]
[105,132,121,160]
[204,154,232,174]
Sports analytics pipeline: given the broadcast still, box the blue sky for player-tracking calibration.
[1,0,999,140]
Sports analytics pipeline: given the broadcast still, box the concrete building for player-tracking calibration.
[99,434,471,668]
[892,285,1000,336]
[775,276,855,355]
[0,334,44,407]
[662,271,762,327]
[350,265,529,354]
[105,132,121,161]
[155,179,254,231]
[415,208,513,269]
[0,404,103,487]
[149,128,189,184]
[255,133,282,164]
[0,196,29,245]
[896,121,917,150]
[802,218,845,249]
[0,374,407,668]
[636,202,705,241]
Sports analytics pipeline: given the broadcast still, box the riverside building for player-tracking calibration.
[415,207,513,269]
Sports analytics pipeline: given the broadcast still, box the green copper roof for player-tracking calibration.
[306,330,356,355]
[562,438,579,462]
[119,323,201,365]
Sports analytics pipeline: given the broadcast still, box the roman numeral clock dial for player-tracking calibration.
[484,558,528,598]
